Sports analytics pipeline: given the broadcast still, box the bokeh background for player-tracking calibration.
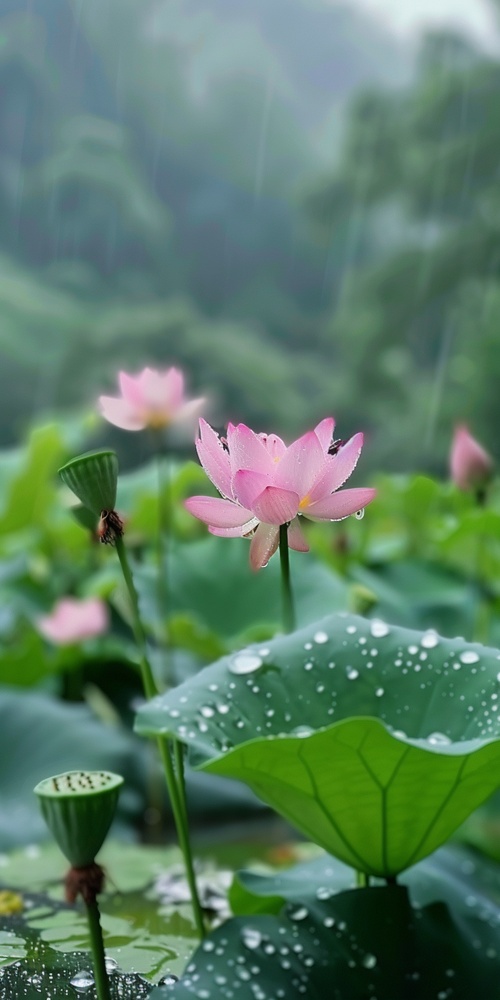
[1,0,500,471]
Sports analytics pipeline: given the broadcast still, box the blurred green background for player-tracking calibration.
[2,0,499,471]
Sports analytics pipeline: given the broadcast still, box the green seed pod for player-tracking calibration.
[34,771,123,867]
[71,504,99,533]
[59,451,118,517]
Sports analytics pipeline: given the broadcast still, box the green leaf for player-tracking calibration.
[136,613,500,875]
[0,425,65,535]
[150,852,500,998]
[352,560,476,635]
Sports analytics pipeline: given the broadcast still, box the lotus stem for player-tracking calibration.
[85,895,111,1000]
[279,523,296,633]
[114,534,205,938]
[153,430,171,677]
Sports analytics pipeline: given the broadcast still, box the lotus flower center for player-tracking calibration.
[147,410,171,429]
[299,495,311,510]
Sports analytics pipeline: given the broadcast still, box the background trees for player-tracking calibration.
[0,0,498,473]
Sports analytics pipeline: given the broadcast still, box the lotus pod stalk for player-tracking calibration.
[34,770,124,1000]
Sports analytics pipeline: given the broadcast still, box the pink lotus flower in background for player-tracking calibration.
[37,597,109,645]
[450,424,493,494]
[99,367,205,431]
[185,418,376,570]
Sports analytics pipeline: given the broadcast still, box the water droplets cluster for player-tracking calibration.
[148,613,500,759]
[0,953,154,998]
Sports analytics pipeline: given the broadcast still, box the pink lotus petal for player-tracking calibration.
[119,372,145,408]
[37,597,108,645]
[233,469,272,510]
[133,367,174,408]
[259,433,287,461]
[196,419,233,498]
[308,432,364,502]
[184,495,254,528]
[288,517,309,552]
[304,487,376,521]
[249,523,280,571]
[209,517,259,538]
[251,486,300,525]
[175,397,206,424]
[227,423,275,477]
[314,417,335,453]
[99,395,146,431]
[161,367,184,409]
[274,431,325,494]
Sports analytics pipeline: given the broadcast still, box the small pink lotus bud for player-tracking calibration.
[450,424,493,495]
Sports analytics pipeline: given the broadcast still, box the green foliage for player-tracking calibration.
[136,613,500,876]
[151,848,500,999]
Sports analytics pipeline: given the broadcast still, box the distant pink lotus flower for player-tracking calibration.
[99,367,205,431]
[185,418,376,570]
[37,597,109,645]
[450,424,493,494]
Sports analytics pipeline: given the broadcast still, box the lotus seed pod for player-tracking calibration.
[71,504,99,533]
[34,771,123,867]
[59,451,118,517]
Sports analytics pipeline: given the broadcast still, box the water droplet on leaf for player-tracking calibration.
[459,650,479,664]
[370,620,389,638]
[427,732,452,746]
[229,653,263,675]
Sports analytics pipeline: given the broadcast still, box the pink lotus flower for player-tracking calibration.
[450,424,493,493]
[99,367,205,431]
[185,418,376,570]
[37,597,109,645]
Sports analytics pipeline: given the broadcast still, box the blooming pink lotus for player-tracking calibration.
[450,424,493,493]
[37,597,109,645]
[185,418,376,570]
[99,367,205,432]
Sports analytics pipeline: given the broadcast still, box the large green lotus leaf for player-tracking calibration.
[230,843,500,925]
[150,872,500,1000]
[137,613,500,875]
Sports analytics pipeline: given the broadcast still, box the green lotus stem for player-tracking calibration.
[279,523,296,633]
[113,534,205,938]
[156,738,205,939]
[173,738,189,830]
[85,897,111,1000]
[356,870,370,888]
[153,431,171,676]
[114,535,157,700]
